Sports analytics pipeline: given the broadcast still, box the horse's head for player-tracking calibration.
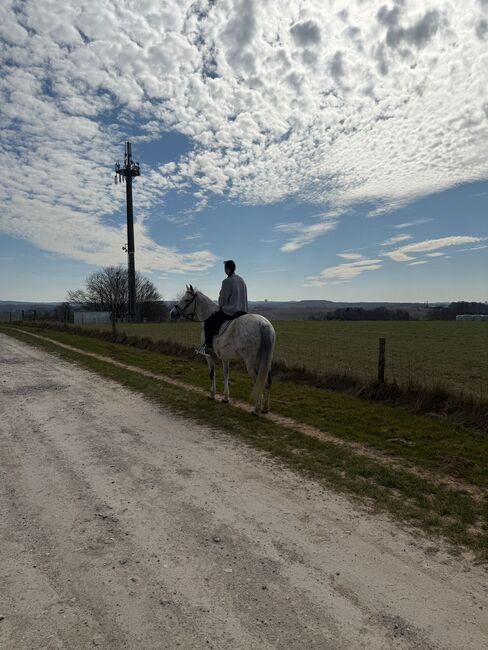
[169,284,197,321]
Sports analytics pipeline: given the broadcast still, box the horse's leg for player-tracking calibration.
[261,370,272,414]
[222,360,230,403]
[207,357,216,400]
[245,359,262,415]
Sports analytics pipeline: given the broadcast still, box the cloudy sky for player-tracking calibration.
[1,0,487,303]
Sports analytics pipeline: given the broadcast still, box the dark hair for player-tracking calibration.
[224,259,236,273]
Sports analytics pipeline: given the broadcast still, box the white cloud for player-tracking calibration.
[383,236,485,262]
[1,0,488,265]
[337,252,364,260]
[457,244,488,252]
[275,222,307,234]
[392,219,433,229]
[381,233,413,246]
[0,0,217,274]
[303,277,328,288]
[305,256,382,285]
[277,220,338,252]
[409,260,428,266]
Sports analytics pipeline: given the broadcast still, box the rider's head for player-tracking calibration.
[224,260,236,276]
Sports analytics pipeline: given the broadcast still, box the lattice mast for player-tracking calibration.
[115,142,140,321]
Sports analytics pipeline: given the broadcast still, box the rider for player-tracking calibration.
[198,260,248,356]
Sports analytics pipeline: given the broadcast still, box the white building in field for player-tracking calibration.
[456,314,488,321]
[74,311,111,325]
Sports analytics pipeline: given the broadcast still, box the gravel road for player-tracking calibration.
[0,333,486,649]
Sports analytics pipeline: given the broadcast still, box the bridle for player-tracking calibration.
[173,293,200,321]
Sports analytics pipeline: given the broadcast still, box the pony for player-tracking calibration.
[170,285,276,415]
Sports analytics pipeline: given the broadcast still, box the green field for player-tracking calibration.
[91,320,488,399]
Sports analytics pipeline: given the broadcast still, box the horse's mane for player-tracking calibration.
[194,288,218,308]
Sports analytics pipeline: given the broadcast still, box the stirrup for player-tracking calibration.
[196,345,213,357]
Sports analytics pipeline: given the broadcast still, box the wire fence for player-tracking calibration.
[1,316,486,401]
[103,320,488,401]
[0,310,40,322]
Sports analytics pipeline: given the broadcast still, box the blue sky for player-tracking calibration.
[1,0,487,303]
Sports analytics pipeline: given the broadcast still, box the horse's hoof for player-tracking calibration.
[221,398,229,404]
[252,410,260,417]
[208,395,215,401]
[261,408,268,414]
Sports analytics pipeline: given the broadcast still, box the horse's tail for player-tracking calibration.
[252,321,275,401]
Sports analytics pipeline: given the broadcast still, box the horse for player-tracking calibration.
[169,285,276,415]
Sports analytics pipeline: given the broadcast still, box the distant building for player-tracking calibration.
[456,314,488,321]
[74,311,111,325]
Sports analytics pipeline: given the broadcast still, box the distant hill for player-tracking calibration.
[0,299,448,321]
[250,300,334,310]
[247,300,438,320]
[0,300,61,313]
[249,300,433,309]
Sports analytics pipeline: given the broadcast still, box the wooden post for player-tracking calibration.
[378,337,386,384]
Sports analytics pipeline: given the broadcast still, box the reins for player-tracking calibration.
[172,293,201,322]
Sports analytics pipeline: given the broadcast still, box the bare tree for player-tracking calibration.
[54,302,73,322]
[67,266,166,323]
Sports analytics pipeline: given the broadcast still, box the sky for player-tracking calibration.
[0,0,487,303]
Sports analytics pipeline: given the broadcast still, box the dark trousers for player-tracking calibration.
[204,310,246,347]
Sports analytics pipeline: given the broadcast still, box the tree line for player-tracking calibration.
[306,301,488,321]
[425,301,488,320]
[308,307,411,321]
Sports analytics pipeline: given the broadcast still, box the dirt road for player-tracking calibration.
[0,333,486,649]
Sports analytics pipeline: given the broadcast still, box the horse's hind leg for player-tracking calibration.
[207,357,216,400]
[261,370,272,414]
[222,360,230,403]
[245,360,262,416]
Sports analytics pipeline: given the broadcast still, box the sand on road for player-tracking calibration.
[0,332,486,649]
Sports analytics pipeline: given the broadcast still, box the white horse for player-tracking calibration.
[170,285,276,415]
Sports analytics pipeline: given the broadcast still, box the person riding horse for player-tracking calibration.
[171,279,274,414]
[197,260,248,357]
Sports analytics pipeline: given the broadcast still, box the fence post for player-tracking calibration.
[378,337,386,384]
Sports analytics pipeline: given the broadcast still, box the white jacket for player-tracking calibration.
[218,274,248,315]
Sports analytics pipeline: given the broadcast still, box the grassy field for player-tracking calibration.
[88,320,488,399]
[3,323,487,559]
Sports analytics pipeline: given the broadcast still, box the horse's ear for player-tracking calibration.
[189,284,194,293]
[185,284,189,291]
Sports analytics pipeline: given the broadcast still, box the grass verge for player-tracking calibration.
[2,323,487,560]
[21,320,488,432]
